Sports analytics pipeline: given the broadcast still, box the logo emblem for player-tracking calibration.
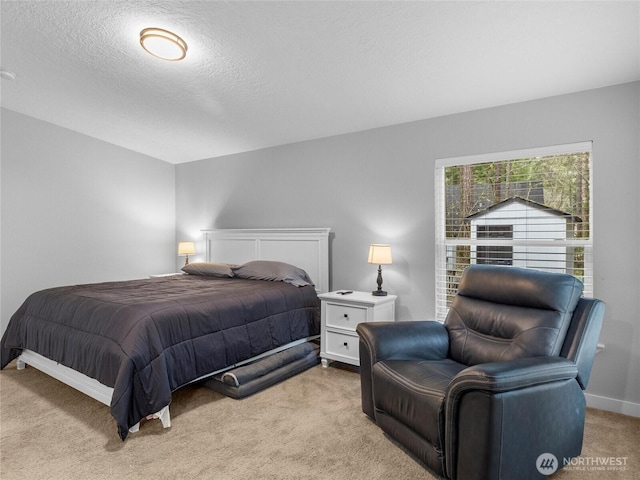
[536,453,559,475]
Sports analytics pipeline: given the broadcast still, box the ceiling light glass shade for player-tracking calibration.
[140,28,187,61]
[0,70,16,80]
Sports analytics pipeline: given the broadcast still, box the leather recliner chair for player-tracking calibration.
[357,265,604,480]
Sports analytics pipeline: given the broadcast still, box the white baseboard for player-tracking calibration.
[585,392,640,418]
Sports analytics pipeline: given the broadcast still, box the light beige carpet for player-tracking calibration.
[1,360,638,480]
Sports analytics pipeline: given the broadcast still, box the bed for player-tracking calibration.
[0,228,331,440]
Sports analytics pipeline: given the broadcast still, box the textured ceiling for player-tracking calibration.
[1,1,638,164]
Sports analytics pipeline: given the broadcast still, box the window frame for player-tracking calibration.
[434,142,593,321]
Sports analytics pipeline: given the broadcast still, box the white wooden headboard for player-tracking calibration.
[201,228,331,293]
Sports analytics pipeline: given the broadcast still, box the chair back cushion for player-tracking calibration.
[445,265,583,366]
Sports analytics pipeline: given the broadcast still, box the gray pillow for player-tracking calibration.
[181,262,234,277]
[232,261,313,287]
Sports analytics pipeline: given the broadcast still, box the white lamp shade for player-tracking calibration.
[178,241,196,256]
[368,244,392,265]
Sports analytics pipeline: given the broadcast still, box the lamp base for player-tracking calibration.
[372,290,388,296]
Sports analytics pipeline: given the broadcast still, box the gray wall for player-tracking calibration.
[176,82,640,414]
[1,83,638,415]
[1,108,176,335]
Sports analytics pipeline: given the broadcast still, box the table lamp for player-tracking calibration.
[178,241,196,266]
[368,244,392,296]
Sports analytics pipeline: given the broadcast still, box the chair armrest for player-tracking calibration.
[445,357,581,480]
[356,321,449,363]
[448,356,578,396]
[356,321,449,419]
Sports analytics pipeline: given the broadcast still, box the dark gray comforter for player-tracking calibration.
[1,275,320,440]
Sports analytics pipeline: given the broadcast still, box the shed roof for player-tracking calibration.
[465,196,582,222]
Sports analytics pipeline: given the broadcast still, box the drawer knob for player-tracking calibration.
[343,342,349,348]
[343,313,349,318]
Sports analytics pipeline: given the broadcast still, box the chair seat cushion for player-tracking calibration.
[372,359,467,449]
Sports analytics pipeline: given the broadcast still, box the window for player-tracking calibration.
[477,225,513,265]
[435,142,593,321]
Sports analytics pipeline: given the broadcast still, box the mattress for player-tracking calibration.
[0,275,320,439]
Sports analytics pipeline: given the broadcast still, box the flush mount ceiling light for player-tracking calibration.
[140,28,187,61]
[0,70,16,80]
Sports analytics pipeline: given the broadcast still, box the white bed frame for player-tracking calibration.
[15,227,331,435]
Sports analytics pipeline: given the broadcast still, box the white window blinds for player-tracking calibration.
[434,142,593,321]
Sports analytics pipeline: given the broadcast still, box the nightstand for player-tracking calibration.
[318,291,397,367]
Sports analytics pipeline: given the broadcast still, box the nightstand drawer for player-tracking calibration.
[325,331,359,361]
[325,303,367,330]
